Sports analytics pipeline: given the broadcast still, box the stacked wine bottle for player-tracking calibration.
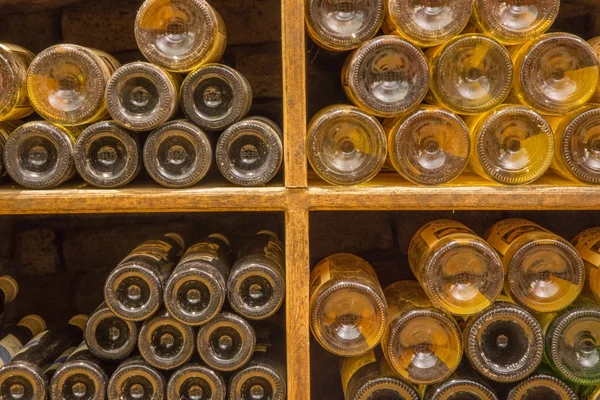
[0,0,283,190]
[0,230,287,400]
[310,218,600,399]
[305,0,600,187]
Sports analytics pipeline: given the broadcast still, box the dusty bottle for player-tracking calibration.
[143,120,213,188]
[307,104,387,186]
[465,105,554,185]
[164,234,231,326]
[310,253,387,356]
[511,33,599,116]
[546,106,600,184]
[485,218,585,313]
[4,121,83,189]
[305,0,384,52]
[135,0,227,73]
[104,233,186,321]
[0,315,46,367]
[0,121,23,179]
[0,43,34,121]
[342,36,430,118]
[228,349,287,400]
[27,44,120,125]
[50,341,108,400]
[472,0,559,46]
[463,295,543,382]
[383,0,472,47]
[216,117,283,187]
[340,348,419,400]
[0,276,18,320]
[180,63,252,132]
[408,220,504,316]
[138,309,195,371]
[0,314,87,400]
[385,106,470,185]
[572,227,600,303]
[167,363,226,400]
[106,62,180,132]
[74,121,141,189]
[539,298,600,385]
[421,365,499,400]
[228,231,285,320]
[84,302,138,361]
[196,312,256,372]
[425,34,513,115]
[107,356,165,400]
[382,281,462,385]
[507,370,578,400]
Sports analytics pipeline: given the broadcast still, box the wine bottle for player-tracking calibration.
[0,121,23,179]
[0,315,46,367]
[0,43,34,121]
[0,276,18,320]
[167,363,226,400]
[228,345,286,400]
[572,227,600,303]
[421,364,498,400]
[104,233,186,321]
[507,370,578,399]
[107,356,165,400]
[84,302,138,361]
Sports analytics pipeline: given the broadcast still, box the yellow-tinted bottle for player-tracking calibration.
[385,106,470,185]
[485,218,585,313]
[408,220,504,316]
[309,253,387,356]
[510,33,599,116]
[507,370,578,400]
[307,105,387,186]
[472,0,559,46]
[572,228,600,304]
[0,43,34,121]
[465,105,554,185]
[383,0,473,47]
[0,120,23,179]
[425,34,513,115]
[381,281,462,384]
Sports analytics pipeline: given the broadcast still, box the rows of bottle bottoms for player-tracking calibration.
[305,0,600,186]
[0,230,286,399]
[0,0,283,189]
[310,218,600,399]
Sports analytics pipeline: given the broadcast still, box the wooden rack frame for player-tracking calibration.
[1,1,600,399]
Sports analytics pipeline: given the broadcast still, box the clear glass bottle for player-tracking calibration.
[463,295,543,382]
[84,302,138,361]
[472,0,559,46]
[546,106,600,184]
[539,298,600,385]
[465,105,554,185]
[106,62,181,132]
[385,106,470,185]
[310,253,387,357]
[196,312,256,372]
[216,117,283,187]
[408,220,504,316]
[305,0,384,52]
[0,315,46,367]
[381,281,462,385]
[180,63,252,132]
[143,120,213,188]
[135,0,227,73]
[104,233,186,321]
[485,219,585,313]
[107,356,165,400]
[383,0,473,47]
[572,228,600,304]
[421,365,499,400]
[340,349,419,400]
[0,120,24,179]
[50,341,108,400]
[138,309,195,371]
[425,34,513,115]
[307,104,387,186]
[74,121,141,189]
[228,348,287,400]
[27,44,120,125]
[228,231,285,320]
[167,363,226,400]
[507,370,578,400]
[3,121,83,189]
[510,33,599,116]
[342,35,429,118]
[0,43,35,121]
[164,234,231,326]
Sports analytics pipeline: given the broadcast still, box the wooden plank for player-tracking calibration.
[285,209,310,400]
[281,0,308,188]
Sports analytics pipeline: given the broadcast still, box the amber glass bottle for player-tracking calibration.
[572,227,600,303]
[0,43,34,121]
